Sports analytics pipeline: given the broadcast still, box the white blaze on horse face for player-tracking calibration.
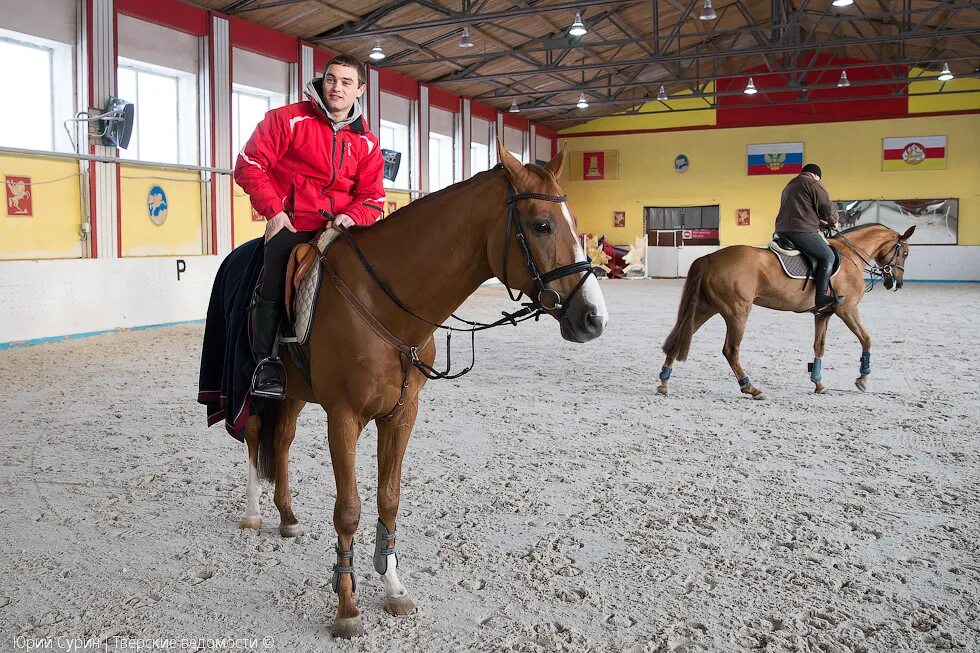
[381,554,408,598]
[561,202,609,327]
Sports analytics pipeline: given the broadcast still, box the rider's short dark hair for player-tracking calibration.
[324,55,366,87]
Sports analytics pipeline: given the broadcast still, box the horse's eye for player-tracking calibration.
[533,220,552,234]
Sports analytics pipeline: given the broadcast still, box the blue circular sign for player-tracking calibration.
[147,185,169,226]
[674,154,689,174]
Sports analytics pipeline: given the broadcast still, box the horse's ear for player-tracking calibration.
[901,225,916,241]
[543,142,567,179]
[496,140,527,184]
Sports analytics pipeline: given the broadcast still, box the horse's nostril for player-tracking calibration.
[586,311,603,331]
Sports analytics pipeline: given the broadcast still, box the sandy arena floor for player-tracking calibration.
[1,280,978,653]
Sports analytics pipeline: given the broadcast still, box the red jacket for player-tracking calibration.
[234,79,385,231]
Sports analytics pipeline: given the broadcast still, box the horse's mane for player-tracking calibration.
[838,222,894,235]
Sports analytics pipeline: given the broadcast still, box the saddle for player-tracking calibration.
[768,233,842,282]
[283,227,342,345]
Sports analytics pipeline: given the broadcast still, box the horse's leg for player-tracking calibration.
[837,307,872,392]
[657,307,715,396]
[274,398,307,537]
[240,417,263,530]
[327,409,367,638]
[374,400,419,616]
[810,313,833,394]
[722,308,765,400]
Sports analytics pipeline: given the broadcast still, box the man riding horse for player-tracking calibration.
[773,163,841,313]
[234,54,386,399]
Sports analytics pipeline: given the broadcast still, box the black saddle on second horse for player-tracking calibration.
[767,233,842,281]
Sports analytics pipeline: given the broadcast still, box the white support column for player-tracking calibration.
[368,67,380,135]
[91,0,118,259]
[491,111,503,165]
[299,43,314,93]
[211,15,233,255]
[199,38,214,254]
[288,62,299,104]
[76,0,92,257]
[418,85,429,194]
[460,97,471,180]
[529,124,537,164]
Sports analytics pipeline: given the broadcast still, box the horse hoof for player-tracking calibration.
[384,593,416,616]
[331,616,366,639]
[752,392,766,401]
[855,378,867,392]
[656,385,668,396]
[239,516,262,530]
[279,522,305,538]
[814,384,827,394]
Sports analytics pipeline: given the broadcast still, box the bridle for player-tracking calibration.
[327,175,595,380]
[501,181,595,317]
[833,229,908,291]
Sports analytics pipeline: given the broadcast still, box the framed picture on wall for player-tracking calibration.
[737,208,750,226]
[613,211,626,228]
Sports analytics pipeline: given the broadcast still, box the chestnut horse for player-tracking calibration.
[657,224,914,398]
[238,143,608,637]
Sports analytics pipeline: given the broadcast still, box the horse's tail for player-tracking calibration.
[256,401,280,483]
[663,256,706,362]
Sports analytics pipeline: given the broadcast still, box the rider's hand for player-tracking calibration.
[330,214,355,229]
[264,211,296,242]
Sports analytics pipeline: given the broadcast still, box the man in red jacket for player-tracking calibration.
[235,54,385,399]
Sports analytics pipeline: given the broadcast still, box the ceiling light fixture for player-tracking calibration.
[699,0,717,20]
[837,70,850,87]
[509,99,520,113]
[459,26,474,48]
[938,62,954,81]
[369,39,385,61]
[569,12,587,37]
[576,92,589,109]
[744,77,757,95]
[657,85,668,101]
[831,0,854,7]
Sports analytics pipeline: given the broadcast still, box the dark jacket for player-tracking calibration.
[774,173,836,234]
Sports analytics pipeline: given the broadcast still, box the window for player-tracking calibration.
[429,133,454,192]
[0,28,73,152]
[645,205,720,245]
[117,17,199,165]
[503,126,525,162]
[535,134,553,166]
[380,91,415,190]
[232,48,289,155]
[380,119,410,190]
[470,116,492,176]
[233,84,287,155]
[429,106,456,192]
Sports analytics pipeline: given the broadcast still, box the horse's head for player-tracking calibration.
[880,225,914,290]
[490,141,608,343]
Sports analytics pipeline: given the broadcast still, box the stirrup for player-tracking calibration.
[808,294,843,314]
[250,356,286,399]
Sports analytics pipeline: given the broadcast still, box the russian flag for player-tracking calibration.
[747,142,804,175]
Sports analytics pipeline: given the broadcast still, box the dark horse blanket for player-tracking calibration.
[197,237,266,441]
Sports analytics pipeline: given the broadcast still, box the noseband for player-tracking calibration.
[502,182,595,317]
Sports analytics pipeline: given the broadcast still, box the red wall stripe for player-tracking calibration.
[115,0,207,36]
[427,84,460,113]
[226,14,297,62]
[377,68,419,100]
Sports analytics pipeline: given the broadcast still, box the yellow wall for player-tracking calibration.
[908,68,980,114]
[561,86,716,135]
[0,154,84,260]
[119,166,204,257]
[233,182,266,247]
[559,113,980,247]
